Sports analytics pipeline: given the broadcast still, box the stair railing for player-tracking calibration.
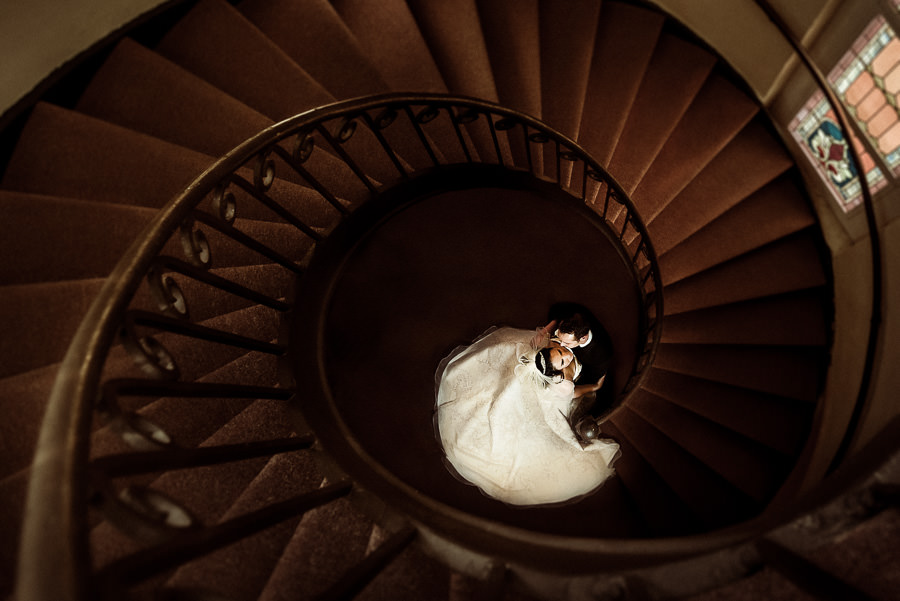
[17,93,661,601]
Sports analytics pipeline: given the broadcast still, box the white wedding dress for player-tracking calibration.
[435,327,619,506]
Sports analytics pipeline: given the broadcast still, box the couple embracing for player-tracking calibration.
[434,302,619,507]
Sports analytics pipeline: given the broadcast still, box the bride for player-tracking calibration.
[434,327,620,506]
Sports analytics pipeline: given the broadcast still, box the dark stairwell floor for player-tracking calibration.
[303,181,644,538]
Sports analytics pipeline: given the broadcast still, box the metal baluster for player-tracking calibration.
[124,310,286,355]
[361,109,410,180]
[191,210,305,275]
[402,105,440,167]
[228,175,323,242]
[271,145,350,216]
[91,435,314,477]
[315,120,379,195]
[94,481,354,591]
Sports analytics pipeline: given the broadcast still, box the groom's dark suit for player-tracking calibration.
[548,302,614,416]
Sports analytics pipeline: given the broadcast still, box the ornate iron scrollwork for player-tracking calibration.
[293,131,316,163]
[179,219,211,268]
[121,321,180,380]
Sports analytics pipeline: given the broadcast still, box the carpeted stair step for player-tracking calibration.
[238,0,389,100]
[0,193,177,285]
[331,0,448,95]
[0,469,29,597]
[641,368,814,457]
[355,526,451,601]
[631,72,759,210]
[653,343,824,402]
[600,420,703,536]
[0,256,294,391]
[76,39,274,161]
[164,450,325,600]
[607,34,716,195]
[538,0,601,140]
[661,289,829,347]
[226,0,446,174]
[257,494,376,601]
[472,0,540,171]
[156,0,334,122]
[663,230,827,314]
[577,1,665,167]
[647,117,795,252]
[628,390,788,503]
[77,37,400,196]
[659,175,816,286]
[0,365,74,481]
[405,0,498,103]
[476,0,541,116]
[535,0,602,183]
[89,350,281,465]
[2,103,366,215]
[402,0,507,166]
[90,397,301,570]
[610,407,759,529]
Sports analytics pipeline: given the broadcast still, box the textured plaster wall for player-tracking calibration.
[0,0,166,121]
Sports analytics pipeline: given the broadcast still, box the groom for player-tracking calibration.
[546,302,614,418]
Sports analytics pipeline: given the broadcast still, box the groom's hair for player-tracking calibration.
[558,313,590,339]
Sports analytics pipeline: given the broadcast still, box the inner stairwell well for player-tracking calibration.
[0,0,849,599]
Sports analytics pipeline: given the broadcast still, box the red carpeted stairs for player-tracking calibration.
[0,0,841,598]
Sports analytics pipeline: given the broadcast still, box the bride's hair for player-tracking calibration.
[535,348,564,383]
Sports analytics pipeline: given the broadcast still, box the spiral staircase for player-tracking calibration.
[2,0,898,599]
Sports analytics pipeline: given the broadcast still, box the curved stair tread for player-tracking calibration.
[472,0,543,173]
[405,0,498,102]
[2,103,214,208]
[538,0,602,140]
[663,230,828,314]
[658,175,816,286]
[631,72,760,211]
[165,451,326,599]
[661,289,829,347]
[89,397,302,570]
[0,469,28,597]
[156,0,334,122]
[600,420,703,536]
[654,343,825,402]
[331,0,448,94]
[577,1,665,166]
[0,192,167,285]
[1,103,362,219]
[610,407,759,529]
[0,248,295,381]
[607,33,716,195]
[642,368,814,456]
[354,527,450,601]
[238,0,390,100]
[477,0,541,117]
[76,38,274,162]
[647,117,795,254]
[75,38,398,193]
[628,389,789,503]
[89,350,281,463]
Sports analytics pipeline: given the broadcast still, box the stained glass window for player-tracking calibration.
[790,14,900,212]
[790,89,885,212]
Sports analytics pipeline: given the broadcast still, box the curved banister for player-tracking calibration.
[16,94,662,600]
